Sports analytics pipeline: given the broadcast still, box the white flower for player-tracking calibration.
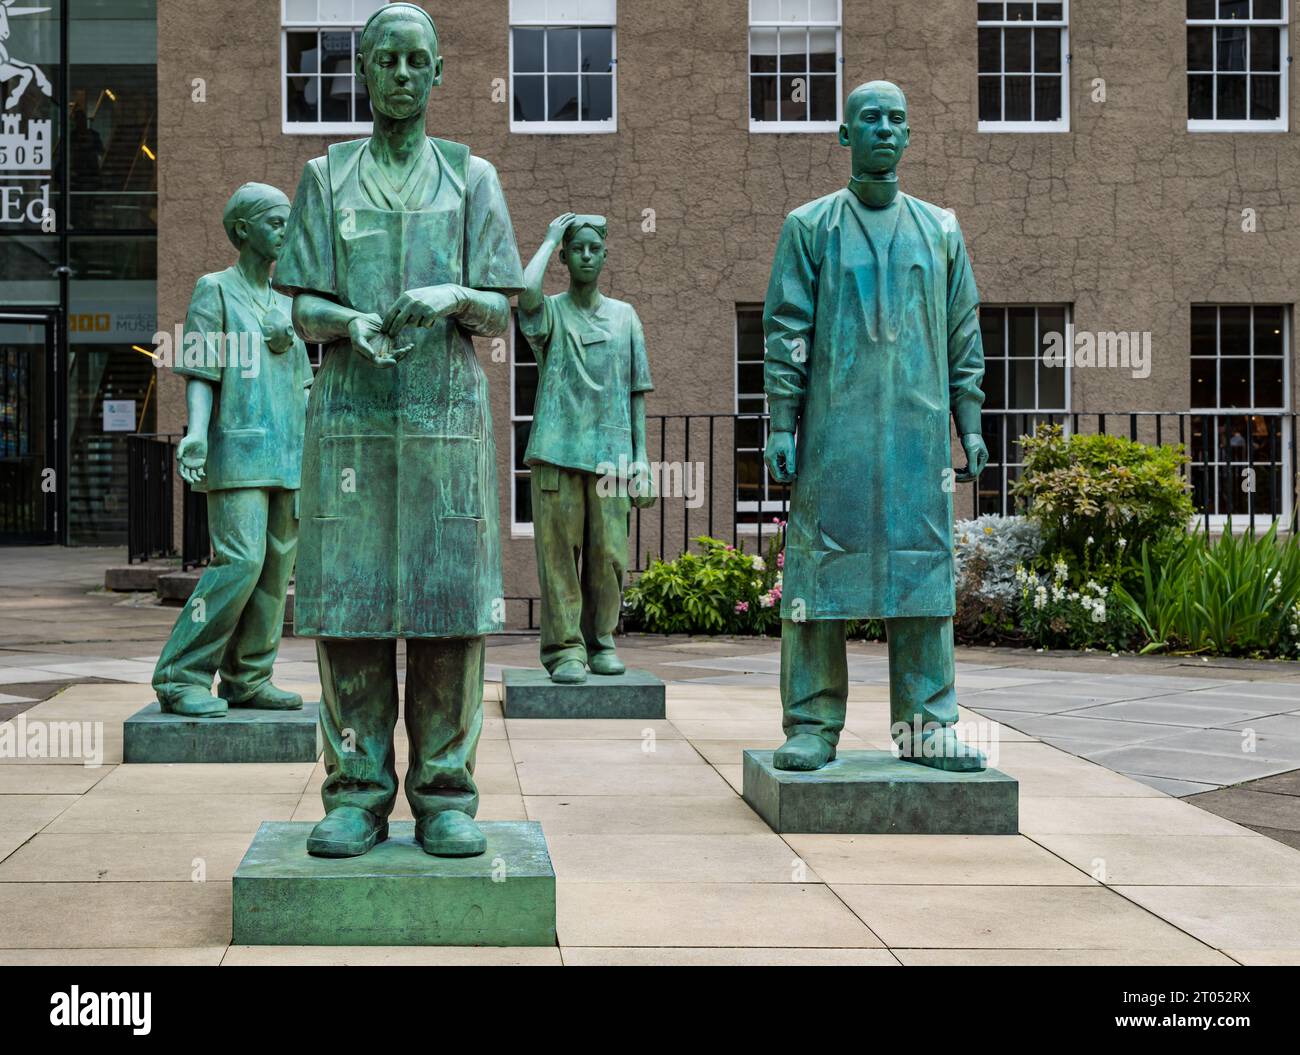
[1086,536,1095,545]
[1118,538,1128,549]
[752,556,766,572]
[1033,585,1048,610]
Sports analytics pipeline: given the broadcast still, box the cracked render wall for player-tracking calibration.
[158,1,1300,613]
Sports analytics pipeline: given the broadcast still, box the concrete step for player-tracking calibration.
[104,561,180,592]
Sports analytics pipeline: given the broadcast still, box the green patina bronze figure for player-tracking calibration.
[273,3,523,858]
[152,182,312,719]
[762,81,989,773]
[518,214,654,684]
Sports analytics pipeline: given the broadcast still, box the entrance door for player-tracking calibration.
[0,312,59,542]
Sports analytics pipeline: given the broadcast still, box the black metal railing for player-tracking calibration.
[125,433,210,567]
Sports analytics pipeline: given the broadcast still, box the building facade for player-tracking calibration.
[10,1,1297,620]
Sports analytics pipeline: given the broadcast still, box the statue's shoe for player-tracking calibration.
[417,810,486,858]
[306,806,388,858]
[550,659,588,684]
[158,690,227,718]
[588,651,625,676]
[897,726,987,773]
[773,732,836,771]
[221,682,304,710]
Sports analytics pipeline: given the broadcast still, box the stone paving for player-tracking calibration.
[2,545,1300,964]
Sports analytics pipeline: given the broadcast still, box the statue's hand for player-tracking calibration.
[547,212,577,243]
[177,433,207,485]
[348,312,410,369]
[956,433,988,483]
[381,285,463,336]
[629,459,655,510]
[764,430,797,484]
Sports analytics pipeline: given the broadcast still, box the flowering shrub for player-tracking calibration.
[1011,425,1194,582]
[623,527,785,636]
[953,515,1042,642]
[1016,560,1138,652]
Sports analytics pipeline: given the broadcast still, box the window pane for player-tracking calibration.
[320,32,352,75]
[809,27,836,72]
[1191,358,1217,406]
[286,32,319,74]
[809,75,836,121]
[809,0,838,19]
[512,423,531,471]
[580,0,617,20]
[286,76,317,122]
[983,360,1006,409]
[355,79,371,121]
[1034,75,1061,120]
[1255,0,1283,17]
[1187,27,1213,71]
[781,0,810,19]
[1191,308,1218,356]
[751,27,778,73]
[1217,27,1247,71]
[979,75,1002,120]
[1254,306,1285,355]
[1188,74,1215,118]
[752,0,781,19]
[321,76,351,121]
[514,477,532,524]
[1254,360,1284,407]
[780,75,807,120]
[513,28,544,73]
[1005,76,1032,120]
[1038,2,1063,18]
[1220,359,1250,408]
[980,307,1006,353]
[1007,2,1034,19]
[1009,357,1036,408]
[1034,28,1060,72]
[1251,74,1281,119]
[750,75,778,120]
[513,74,545,120]
[514,364,537,416]
[780,29,807,73]
[1004,28,1031,71]
[580,74,612,121]
[1008,308,1037,356]
[1186,0,1215,15]
[737,361,764,396]
[1221,306,1251,352]
[285,0,317,20]
[1038,307,1067,347]
[548,74,579,119]
[580,28,613,73]
[1250,26,1281,70]
[978,28,1001,73]
[1216,74,1247,118]
[548,28,579,72]
[1038,358,1065,409]
[1218,0,1249,16]
[978,2,1003,19]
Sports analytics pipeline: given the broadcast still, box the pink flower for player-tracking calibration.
[734,601,749,613]
[771,584,782,599]
[776,551,785,569]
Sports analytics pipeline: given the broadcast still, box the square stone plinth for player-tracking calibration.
[232,821,556,947]
[502,668,666,719]
[123,702,321,764]
[742,749,1019,835]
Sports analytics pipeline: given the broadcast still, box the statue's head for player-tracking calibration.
[840,81,909,176]
[561,215,607,285]
[222,183,291,260]
[356,2,442,121]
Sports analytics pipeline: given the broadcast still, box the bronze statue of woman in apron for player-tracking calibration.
[274,3,523,858]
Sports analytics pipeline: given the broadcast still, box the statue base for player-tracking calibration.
[501,667,666,719]
[742,749,1018,834]
[123,701,321,763]
[232,820,556,946]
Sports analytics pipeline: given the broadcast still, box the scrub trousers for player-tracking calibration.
[780,616,958,747]
[531,463,630,672]
[152,486,298,705]
[315,636,484,821]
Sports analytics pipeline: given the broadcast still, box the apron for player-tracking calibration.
[295,137,503,638]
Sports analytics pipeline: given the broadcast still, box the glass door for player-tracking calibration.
[0,312,58,542]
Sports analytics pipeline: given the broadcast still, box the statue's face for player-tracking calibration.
[239,204,290,262]
[839,85,909,175]
[563,227,607,284]
[357,19,442,121]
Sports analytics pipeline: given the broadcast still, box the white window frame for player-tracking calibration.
[509,316,536,537]
[978,304,1072,516]
[1187,1,1289,133]
[977,1,1071,134]
[747,0,843,134]
[1188,304,1293,529]
[281,0,386,136]
[509,0,618,135]
[733,305,788,531]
